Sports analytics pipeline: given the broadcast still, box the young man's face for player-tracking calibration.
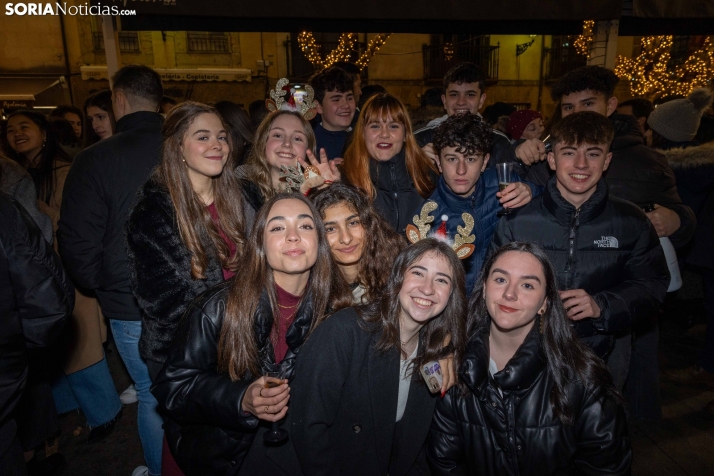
[548,141,612,208]
[316,90,356,131]
[439,146,490,197]
[441,82,486,117]
[560,89,618,118]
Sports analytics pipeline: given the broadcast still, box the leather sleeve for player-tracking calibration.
[427,391,468,475]
[151,293,258,432]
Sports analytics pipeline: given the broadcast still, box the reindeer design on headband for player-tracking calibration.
[265,78,318,120]
[406,201,476,259]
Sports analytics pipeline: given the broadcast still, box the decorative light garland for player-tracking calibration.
[444,42,454,61]
[298,31,391,70]
[615,35,714,98]
[355,34,391,70]
[574,20,594,58]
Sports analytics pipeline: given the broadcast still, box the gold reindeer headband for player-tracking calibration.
[265,78,318,120]
[406,201,476,259]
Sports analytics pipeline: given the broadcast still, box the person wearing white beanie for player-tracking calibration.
[646,88,714,146]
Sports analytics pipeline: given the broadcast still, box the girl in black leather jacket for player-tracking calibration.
[151,194,352,475]
[428,242,632,475]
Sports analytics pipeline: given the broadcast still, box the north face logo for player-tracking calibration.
[594,236,619,248]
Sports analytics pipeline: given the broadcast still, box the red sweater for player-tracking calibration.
[206,202,237,280]
[273,284,302,364]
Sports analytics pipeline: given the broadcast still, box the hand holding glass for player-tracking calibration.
[263,371,289,444]
[496,163,515,216]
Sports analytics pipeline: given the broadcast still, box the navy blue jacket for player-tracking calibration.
[420,169,541,294]
[313,123,351,161]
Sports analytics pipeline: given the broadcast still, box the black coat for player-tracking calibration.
[428,322,632,475]
[58,111,164,321]
[290,307,436,476]
[151,282,316,476]
[605,114,696,249]
[0,194,73,452]
[490,178,670,359]
[126,179,224,365]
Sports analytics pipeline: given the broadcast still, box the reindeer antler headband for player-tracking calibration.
[406,201,476,259]
[265,78,318,120]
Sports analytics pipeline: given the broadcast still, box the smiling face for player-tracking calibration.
[63,112,82,139]
[520,118,544,140]
[265,113,309,173]
[265,198,318,282]
[181,113,230,186]
[317,89,356,132]
[6,114,45,160]
[86,106,113,140]
[364,115,405,161]
[548,140,612,209]
[442,82,486,117]
[398,251,454,329]
[484,251,547,335]
[560,89,618,118]
[439,146,490,197]
[322,202,365,269]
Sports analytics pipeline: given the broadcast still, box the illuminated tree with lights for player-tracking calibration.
[298,32,391,70]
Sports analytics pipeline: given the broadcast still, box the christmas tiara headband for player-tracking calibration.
[265,78,318,121]
[406,201,476,259]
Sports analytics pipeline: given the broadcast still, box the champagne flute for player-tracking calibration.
[496,162,515,216]
[262,370,288,444]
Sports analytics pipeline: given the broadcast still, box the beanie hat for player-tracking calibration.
[507,110,542,140]
[647,88,713,142]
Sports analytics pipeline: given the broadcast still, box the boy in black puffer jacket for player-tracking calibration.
[490,112,669,379]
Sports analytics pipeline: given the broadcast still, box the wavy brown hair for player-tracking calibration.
[217,193,352,380]
[244,110,316,201]
[154,101,246,279]
[343,93,437,199]
[311,183,406,303]
[359,238,467,371]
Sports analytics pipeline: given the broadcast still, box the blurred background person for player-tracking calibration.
[214,100,255,167]
[506,109,544,142]
[84,90,116,146]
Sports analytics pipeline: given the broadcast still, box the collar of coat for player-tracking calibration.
[542,176,609,226]
[115,111,164,133]
[434,170,489,213]
[460,317,547,396]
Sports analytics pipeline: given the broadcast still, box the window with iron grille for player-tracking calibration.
[92,31,141,53]
[187,32,230,53]
[423,35,499,83]
[545,36,587,82]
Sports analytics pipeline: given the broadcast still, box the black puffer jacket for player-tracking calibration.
[491,179,669,358]
[605,114,696,249]
[126,179,224,365]
[428,322,632,475]
[151,282,316,475]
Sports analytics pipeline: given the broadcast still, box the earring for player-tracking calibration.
[538,309,545,333]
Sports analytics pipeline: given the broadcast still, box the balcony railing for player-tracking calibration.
[423,43,500,82]
[92,31,140,53]
[545,44,587,82]
[187,32,230,53]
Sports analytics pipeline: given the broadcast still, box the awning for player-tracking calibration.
[0,77,69,109]
[80,66,252,82]
[0,95,35,110]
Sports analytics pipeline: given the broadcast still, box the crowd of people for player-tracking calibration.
[0,58,712,476]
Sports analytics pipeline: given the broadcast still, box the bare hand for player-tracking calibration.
[241,377,290,422]
[559,289,601,320]
[645,204,680,237]
[421,143,442,173]
[300,148,342,185]
[515,139,546,165]
[496,182,532,209]
[438,354,456,396]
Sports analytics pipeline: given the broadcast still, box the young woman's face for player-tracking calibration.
[63,112,83,139]
[265,198,319,278]
[484,251,547,335]
[181,113,230,184]
[265,114,309,172]
[6,115,45,160]
[86,106,113,140]
[398,251,454,327]
[363,115,405,161]
[322,202,365,268]
[520,118,544,141]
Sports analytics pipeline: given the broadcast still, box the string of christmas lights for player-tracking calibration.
[615,36,714,98]
[355,34,391,69]
[574,20,594,58]
[297,32,391,70]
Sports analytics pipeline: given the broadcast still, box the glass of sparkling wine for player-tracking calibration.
[262,370,288,444]
[496,162,515,216]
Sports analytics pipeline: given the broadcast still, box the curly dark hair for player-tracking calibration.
[309,66,355,104]
[443,62,486,93]
[311,183,406,304]
[550,66,619,101]
[433,112,492,157]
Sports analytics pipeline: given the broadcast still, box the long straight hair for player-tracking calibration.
[245,110,316,201]
[468,242,623,425]
[217,193,352,380]
[359,238,467,373]
[343,93,437,199]
[154,101,246,279]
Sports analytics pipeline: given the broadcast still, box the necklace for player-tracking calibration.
[399,332,419,346]
[277,302,298,309]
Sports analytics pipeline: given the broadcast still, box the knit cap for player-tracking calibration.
[647,88,713,142]
[507,110,542,140]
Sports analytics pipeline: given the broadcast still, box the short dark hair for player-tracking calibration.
[420,87,444,108]
[443,62,486,94]
[433,113,492,157]
[550,111,614,147]
[49,105,83,121]
[550,65,619,101]
[111,64,163,107]
[618,98,654,119]
[248,99,269,129]
[309,67,355,104]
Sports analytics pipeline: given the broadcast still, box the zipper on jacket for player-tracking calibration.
[389,163,399,227]
[506,397,519,473]
[564,208,581,287]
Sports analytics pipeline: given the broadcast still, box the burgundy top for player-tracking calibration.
[273,284,302,364]
[206,202,237,280]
